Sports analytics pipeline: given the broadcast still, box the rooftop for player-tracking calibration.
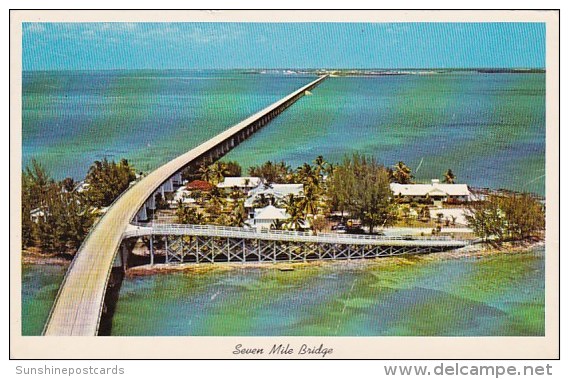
[253,205,290,220]
[217,176,262,189]
[390,180,471,197]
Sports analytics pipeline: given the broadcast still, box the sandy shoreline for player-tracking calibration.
[22,249,72,266]
[21,239,544,275]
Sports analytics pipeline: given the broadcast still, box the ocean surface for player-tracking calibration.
[23,70,545,195]
[22,249,544,336]
[21,70,546,336]
[110,248,544,336]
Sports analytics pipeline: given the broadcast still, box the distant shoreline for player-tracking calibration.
[22,67,545,75]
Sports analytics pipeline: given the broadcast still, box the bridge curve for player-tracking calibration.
[43,75,328,336]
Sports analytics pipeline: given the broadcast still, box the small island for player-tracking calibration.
[22,153,545,268]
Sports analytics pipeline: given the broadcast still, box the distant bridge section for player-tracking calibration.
[43,75,328,336]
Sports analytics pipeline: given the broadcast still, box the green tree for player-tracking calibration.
[198,162,213,182]
[22,159,54,248]
[327,154,397,233]
[176,205,206,225]
[443,169,456,184]
[498,193,545,240]
[311,216,328,235]
[248,160,293,183]
[61,177,76,193]
[229,200,247,227]
[392,161,414,184]
[35,186,95,254]
[465,192,545,243]
[84,158,136,207]
[465,196,507,243]
[299,185,319,218]
[313,155,327,179]
[209,162,225,185]
[219,160,242,177]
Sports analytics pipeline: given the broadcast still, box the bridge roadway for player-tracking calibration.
[43,75,328,336]
[123,223,469,264]
[124,223,469,248]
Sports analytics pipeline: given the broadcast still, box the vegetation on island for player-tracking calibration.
[327,154,397,233]
[465,192,545,244]
[176,154,545,246]
[84,158,136,207]
[22,158,137,255]
[22,152,545,258]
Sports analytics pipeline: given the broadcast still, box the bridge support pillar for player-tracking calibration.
[163,179,174,192]
[173,172,182,185]
[146,194,156,210]
[121,243,129,271]
[149,235,154,266]
[135,205,148,222]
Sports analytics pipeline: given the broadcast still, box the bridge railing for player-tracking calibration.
[129,222,467,244]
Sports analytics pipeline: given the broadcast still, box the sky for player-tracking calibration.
[22,22,545,70]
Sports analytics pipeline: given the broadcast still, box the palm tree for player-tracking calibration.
[198,163,212,182]
[393,161,413,184]
[282,193,298,215]
[210,162,226,185]
[313,155,327,178]
[253,193,270,208]
[207,187,226,210]
[271,219,285,230]
[230,200,247,227]
[297,163,318,187]
[324,162,335,178]
[288,206,305,231]
[443,169,456,184]
[299,186,318,217]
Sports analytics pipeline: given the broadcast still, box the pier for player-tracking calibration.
[123,223,469,264]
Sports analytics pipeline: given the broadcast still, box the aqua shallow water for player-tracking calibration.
[23,70,545,195]
[21,264,67,336]
[109,248,544,336]
[21,70,546,336]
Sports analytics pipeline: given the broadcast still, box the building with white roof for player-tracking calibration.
[171,185,196,205]
[390,179,471,206]
[245,183,304,208]
[247,205,290,230]
[217,177,262,193]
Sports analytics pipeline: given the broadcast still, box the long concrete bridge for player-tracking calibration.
[43,75,328,336]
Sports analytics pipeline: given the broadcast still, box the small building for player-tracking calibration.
[74,181,90,193]
[390,179,471,207]
[186,180,214,192]
[248,205,290,231]
[216,177,262,193]
[30,208,46,223]
[245,183,304,208]
[172,186,196,205]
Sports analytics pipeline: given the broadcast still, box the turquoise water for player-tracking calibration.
[21,264,67,336]
[227,73,545,195]
[23,70,311,179]
[21,70,546,336]
[23,70,545,195]
[110,249,544,336]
